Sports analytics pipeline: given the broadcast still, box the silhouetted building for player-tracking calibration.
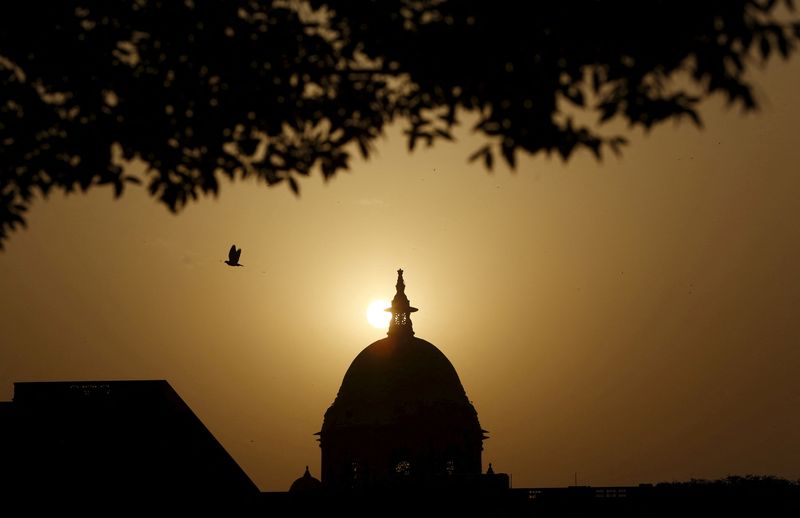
[0,380,258,511]
[4,273,799,516]
[289,466,323,494]
[318,269,487,491]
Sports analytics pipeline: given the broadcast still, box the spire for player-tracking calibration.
[386,268,418,337]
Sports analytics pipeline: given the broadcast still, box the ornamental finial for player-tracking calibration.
[386,268,418,336]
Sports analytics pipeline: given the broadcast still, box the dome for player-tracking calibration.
[289,466,322,493]
[322,335,474,429]
[318,270,485,490]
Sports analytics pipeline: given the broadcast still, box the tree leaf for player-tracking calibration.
[468,145,491,163]
[288,176,299,195]
[760,34,772,59]
[484,148,494,170]
[501,141,516,169]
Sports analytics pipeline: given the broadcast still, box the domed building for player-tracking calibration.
[318,270,487,491]
[289,466,322,494]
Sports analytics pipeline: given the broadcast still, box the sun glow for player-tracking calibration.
[366,299,392,329]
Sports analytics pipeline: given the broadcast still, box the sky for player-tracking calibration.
[1,55,799,491]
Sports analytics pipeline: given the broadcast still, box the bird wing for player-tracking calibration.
[228,244,237,261]
[233,247,242,262]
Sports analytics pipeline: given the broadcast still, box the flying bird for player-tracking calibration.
[224,244,244,267]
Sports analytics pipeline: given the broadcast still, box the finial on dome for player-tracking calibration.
[386,268,418,336]
[290,465,322,493]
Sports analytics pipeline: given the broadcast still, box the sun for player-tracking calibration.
[366,299,392,329]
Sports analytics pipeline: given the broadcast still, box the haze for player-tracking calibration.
[1,58,798,491]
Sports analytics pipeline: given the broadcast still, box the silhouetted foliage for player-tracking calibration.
[2,1,799,247]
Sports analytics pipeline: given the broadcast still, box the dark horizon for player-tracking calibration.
[2,378,797,517]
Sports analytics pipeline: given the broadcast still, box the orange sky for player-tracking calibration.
[1,56,799,491]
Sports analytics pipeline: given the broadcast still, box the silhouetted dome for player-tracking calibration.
[319,270,485,489]
[322,335,474,429]
[289,466,322,493]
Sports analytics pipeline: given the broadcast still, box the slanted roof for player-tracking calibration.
[3,380,259,497]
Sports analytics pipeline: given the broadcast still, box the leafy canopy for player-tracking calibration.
[1,0,799,247]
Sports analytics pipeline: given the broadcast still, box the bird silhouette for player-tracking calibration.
[224,244,244,267]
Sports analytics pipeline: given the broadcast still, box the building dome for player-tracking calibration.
[289,466,322,494]
[318,270,485,491]
[322,335,475,429]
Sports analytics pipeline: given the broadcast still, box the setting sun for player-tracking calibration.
[366,299,391,329]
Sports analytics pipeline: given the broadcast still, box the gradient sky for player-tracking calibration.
[2,56,799,491]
